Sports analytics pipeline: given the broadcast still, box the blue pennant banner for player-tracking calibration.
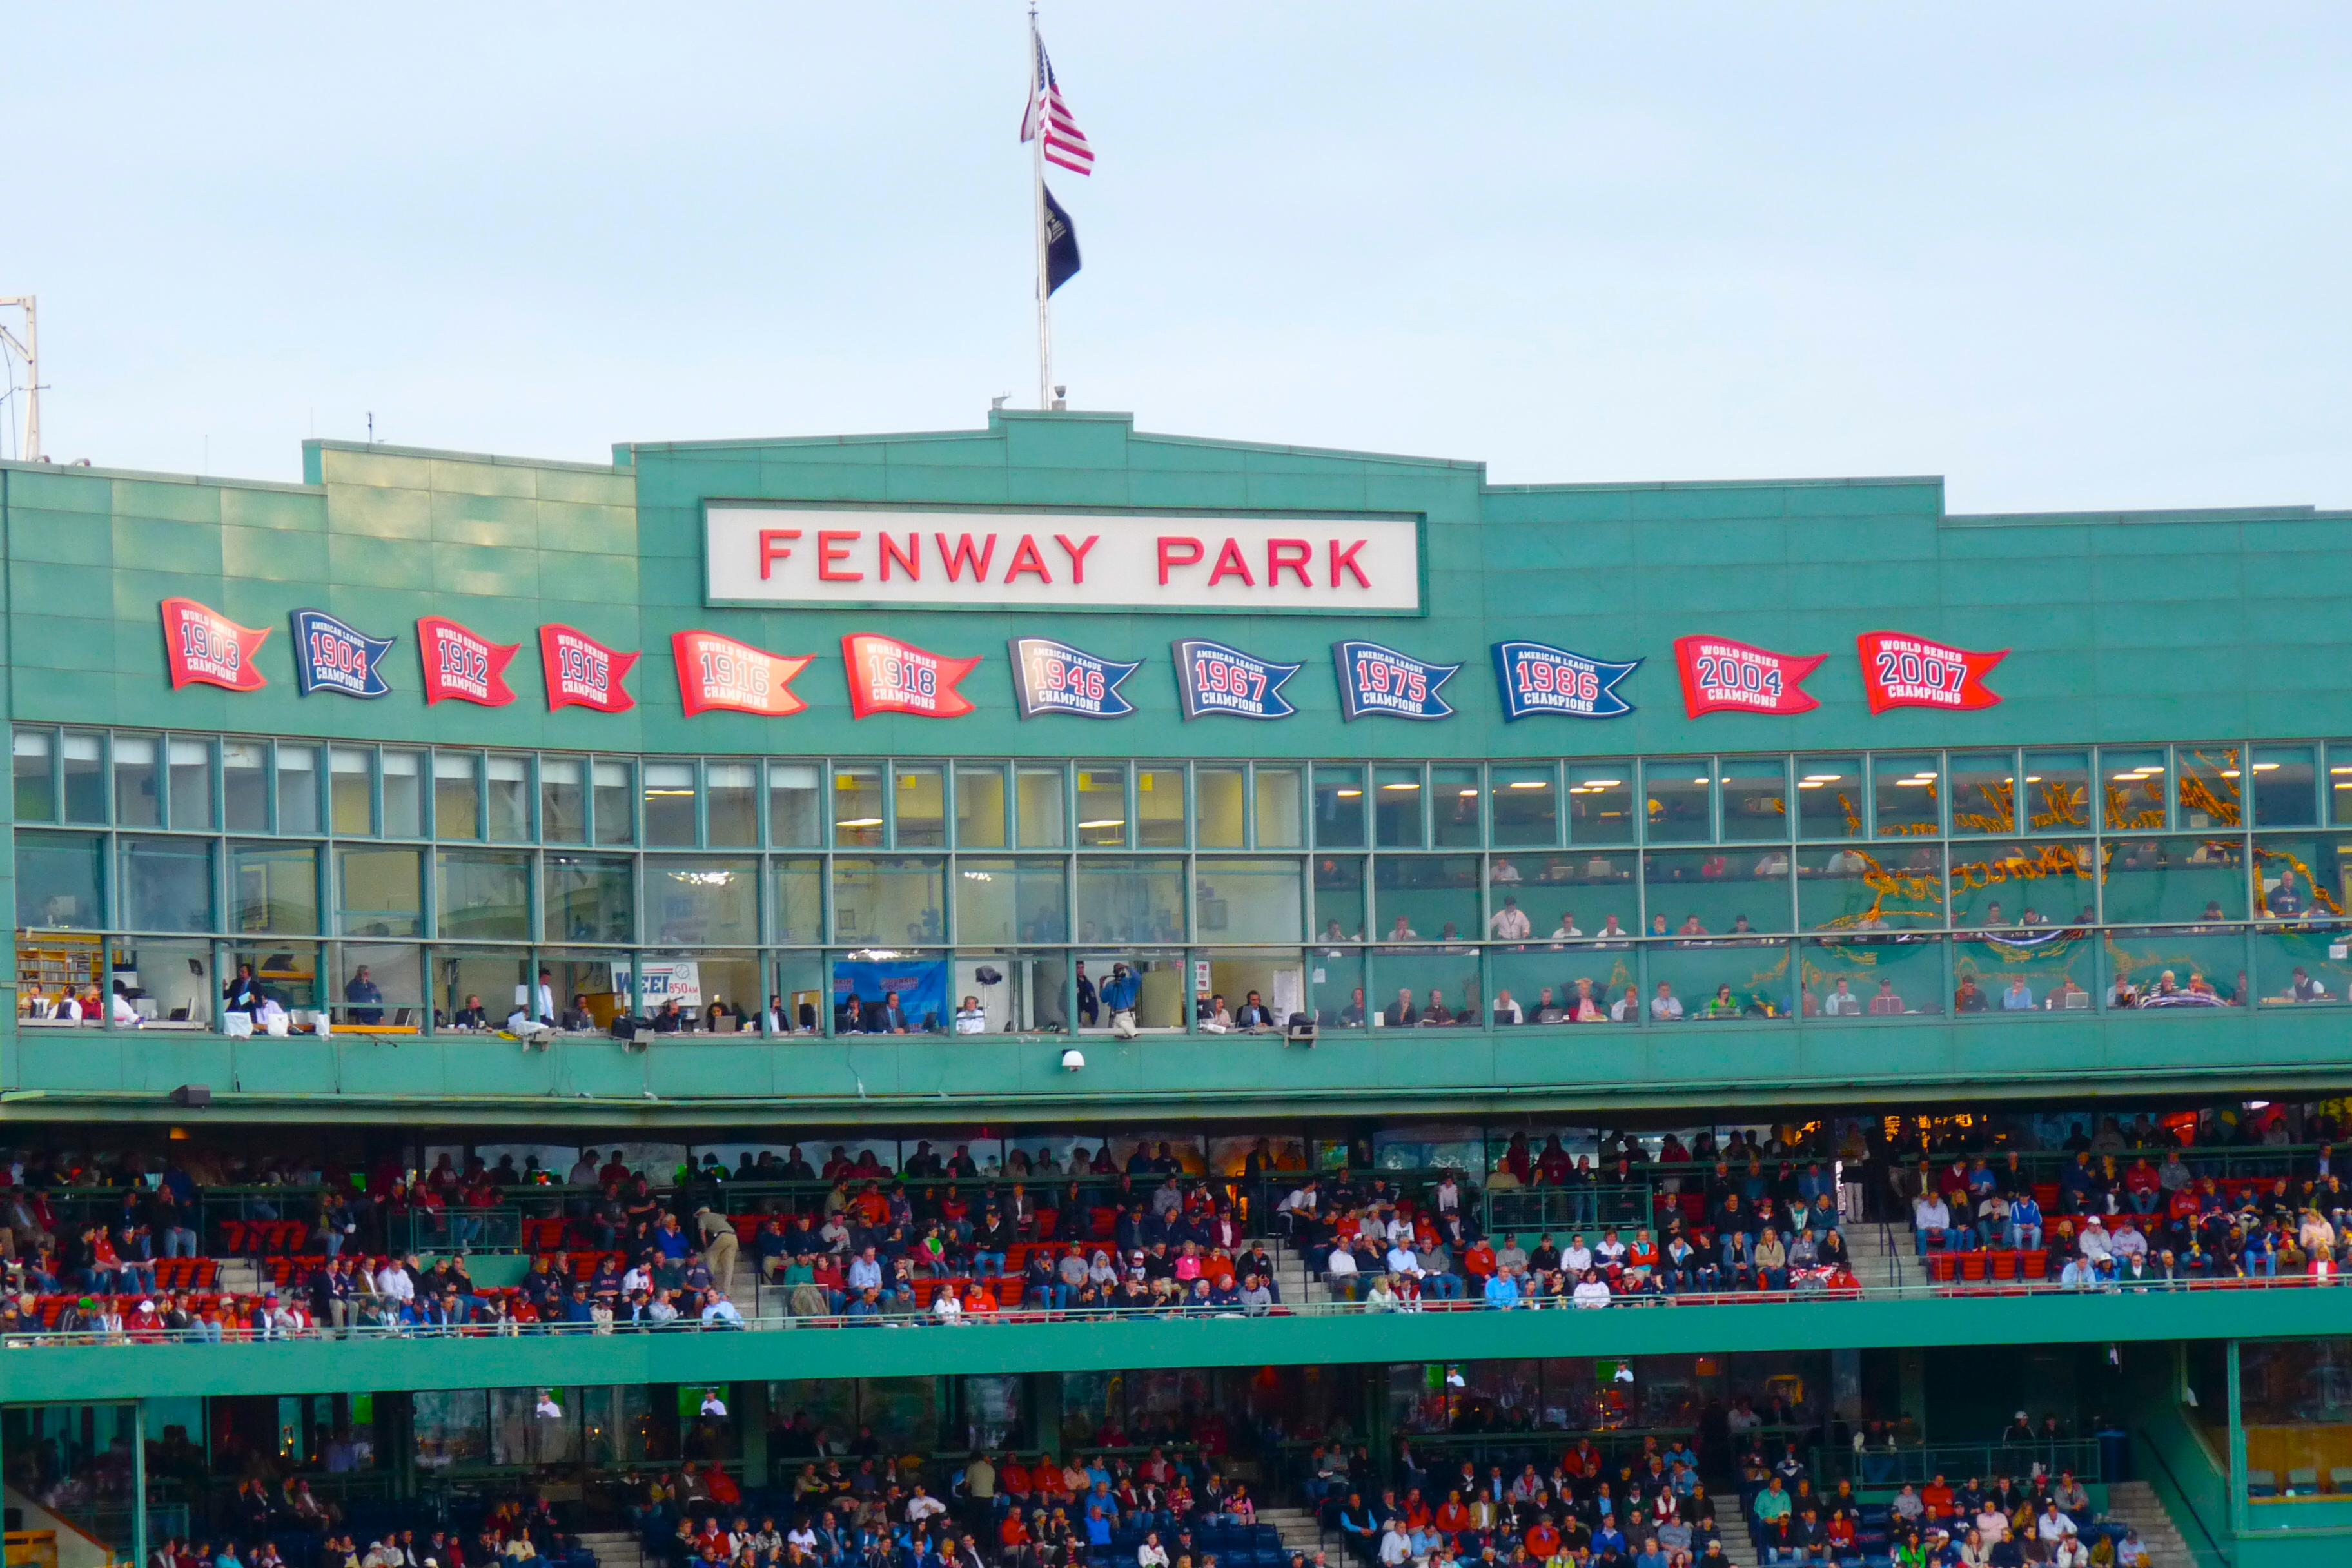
[1493,640,1640,720]
[1173,638,1300,721]
[1008,636,1141,720]
[291,608,395,699]
[1333,640,1460,722]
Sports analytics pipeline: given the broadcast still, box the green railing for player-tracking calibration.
[1484,1183,1661,1237]
[1830,1436,2108,1485]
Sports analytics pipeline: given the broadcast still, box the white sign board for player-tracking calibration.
[703,505,1424,613]
[617,960,703,1011]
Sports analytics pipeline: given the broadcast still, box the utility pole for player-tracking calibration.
[0,296,41,462]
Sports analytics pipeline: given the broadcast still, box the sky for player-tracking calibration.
[8,4,2349,512]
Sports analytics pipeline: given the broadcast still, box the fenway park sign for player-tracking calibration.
[702,505,1424,614]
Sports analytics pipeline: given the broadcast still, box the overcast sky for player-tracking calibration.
[10,5,2348,511]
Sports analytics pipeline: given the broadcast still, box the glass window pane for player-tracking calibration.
[2332,744,2352,828]
[1948,841,2095,930]
[1872,754,1941,837]
[485,754,531,843]
[1948,751,2019,836]
[1645,939,1796,1022]
[1565,762,1634,845]
[642,761,697,847]
[1490,765,1558,847]
[438,850,531,940]
[121,836,215,931]
[166,738,214,830]
[382,749,423,838]
[647,858,760,945]
[1797,842,1943,935]
[707,762,758,847]
[1796,756,1864,839]
[1798,937,1942,1019]
[337,847,422,937]
[1254,765,1303,848]
[545,854,635,944]
[831,857,946,945]
[222,741,268,832]
[1373,766,1424,848]
[2101,747,2169,831]
[767,762,821,847]
[2022,749,2092,833]
[1645,847,1794,937]
[1312,765,1366,848]
[2108,927,2247,1008]
[2101,834,2246,925]
[115,734,161,827]
[438,946,531,1032]
[1314,855,1365,943]
[1075,858,1185,944]
[1368,949,1482,1029]
[1136,766,1185,848]
[1075,763,1128,847]
[2253,926,2350,1008]
[1525,848,1639,941]
[833,765,883,848]
[773,858,825,943]
[2252,745,2318,828]
[330,747,374,836]
[2177,742,2246,830]
[2253,832,2346,925]
[1372,855,1478,944]
[275,743,320,836]
[434,752,482,840]
[1719,757,1788,841]
[13,729,54,821]
[1015,765,1066,847]
[955,858,1069,945]
[231,843,320,934]
[16,830,103,928]
[61,731,105,824]
[540,756,587,844]
[593,760,635,845]
[1195,765,1246,848]
[1953,933,2096,1015]
[894,763,946,848]
[1432,765,1480,847]
[954,764,1008,848]
[1196,858,1304,944]
[1643,759,1712,843]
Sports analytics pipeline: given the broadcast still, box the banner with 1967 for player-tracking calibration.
[1173,638,1300,721]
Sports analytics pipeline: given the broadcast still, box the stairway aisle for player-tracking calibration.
[2101,1480,2195,1568]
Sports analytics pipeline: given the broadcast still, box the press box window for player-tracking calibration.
[62,731,106,825]
[593,760,636,846]
[706,762,758,848]
[222,741,269,832]
[833,765,884,848]
[1077,765,1128,847]
[485,754,532,843]
[895,763,946,848]
[1312,766,1365,848]
[769,763,822,847]
[13,730,54,821]
[954,765,1008,848]
[330,747,375,836]
[381,749,425,838]
[435,753,483,840]
[642,763,698,847]
[540,758,587,844]
[1253,765,1304,848]
[1015,765,1067,847]
[115,735,161,827]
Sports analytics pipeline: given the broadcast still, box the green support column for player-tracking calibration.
[2226,1340,2248,1538]
[133,1399,149,1568]
[1365,1365,1392,1483]
[385,1391,416,1502]
[1030,1373,1063,1457]
[739,1379,772,1487]
[1898,1348,1928,1442]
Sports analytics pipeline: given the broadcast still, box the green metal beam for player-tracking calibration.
[7,1289,2347,1405]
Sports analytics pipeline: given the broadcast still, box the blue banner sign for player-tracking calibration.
[1493,640,1640,720]
[1008,636,1141,720]
[1173,638,1300,720]
[291,608,395,699]
[1333,640,1460,722]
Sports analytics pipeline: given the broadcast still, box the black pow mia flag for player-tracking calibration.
[1043,184,1082,295]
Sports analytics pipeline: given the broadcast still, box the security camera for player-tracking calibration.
[1060,1048,1086,1072]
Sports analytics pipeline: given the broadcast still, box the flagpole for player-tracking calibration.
[1030,1,1053,410]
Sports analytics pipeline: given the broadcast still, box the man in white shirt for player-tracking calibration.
[569,1151,601,1186]
[1562,1236,1594,1275]
[1649,984,1684,1021]
[847,1247,885,1293]
[109,985,145,1028]
[1491,989,1524,1025]
[1489,897,1532,940]
[1610,986,1644,1023]
[375,1260,415,1306]
[906,1489,948,1524]
[1550,914,1583,940]
[533,967,557,1024]
[2077,1216,2113,1263]
[698,1289,743,1328]
[1821,979,1862,1016]
[954,995,987,1034]
[1325,1242,1361,1300]
[1912,1195,1952,1249]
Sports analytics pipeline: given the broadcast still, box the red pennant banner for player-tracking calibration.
[842,634,979,720]
[672,631,814,718]
[161,598,270,692]
[416,616,520,707]
[1857,631,2006,715]
[1674,635,1825,718]
[538,624,639,714]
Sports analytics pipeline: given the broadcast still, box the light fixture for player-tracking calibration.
[2024,776,2042,783]
[1692,776,1710,785]
[837,816,883,828]
[1336,789,1362,799]
[2332,767,2352,776]
[1582,778,1623,788]
[2220,769,2240,778]
[1804,774,1843,783]
[1077,818,1126,830]
[1797,781,1823,790]
[1380,781,1420,792]
[1509,780,1549,790]
[2253,763,2280,772]
[1458,789,1477,798]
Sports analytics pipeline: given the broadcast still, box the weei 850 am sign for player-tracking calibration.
[702,504,1425,614]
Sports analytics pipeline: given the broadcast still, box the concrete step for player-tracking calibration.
[575,1531,645,1568]
[2101,1482,2195,1568]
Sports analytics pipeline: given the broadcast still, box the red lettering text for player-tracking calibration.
[1266,538,1313,588]
[1003,534,1052,583]
[818,530,863,582]
[1054,534,1098,584]
[758,529,801,580]
[936,533,997,582]
[1157,536,1204,585]
[879,533,919,582]
[1329,538,1370,589]
[1208,537,1256,587]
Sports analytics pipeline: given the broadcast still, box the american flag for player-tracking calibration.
[1021,34,1095,176]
